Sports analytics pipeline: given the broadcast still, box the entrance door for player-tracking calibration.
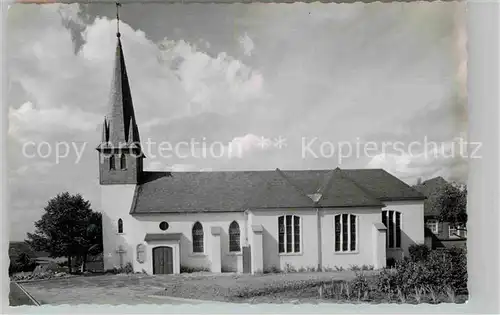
[242,245,251,274]
[153,246,174,274]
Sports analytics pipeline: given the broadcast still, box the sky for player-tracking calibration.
[7,2,467,241]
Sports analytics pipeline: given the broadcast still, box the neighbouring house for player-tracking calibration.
[97,32,426,275]
[413,177,467,250]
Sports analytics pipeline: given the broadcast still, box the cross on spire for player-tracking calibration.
[116,2,121,38]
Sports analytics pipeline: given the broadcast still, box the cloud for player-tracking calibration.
[228,134,273,157]
[157,38,264,116]
[13,161,54,176]
[8,101,101,141]
[238,32,255,56]
[366,135,469,184]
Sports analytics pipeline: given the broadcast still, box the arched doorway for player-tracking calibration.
[152,246,174,274]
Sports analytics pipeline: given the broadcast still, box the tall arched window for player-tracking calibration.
[120,153,126,170]
[109,155,116,170]
[229,221,241,252]
[192,222,204,253]
[334,214,357,252]
[382,210,401,249]
[117,218,123,234]
[278,215,301,254]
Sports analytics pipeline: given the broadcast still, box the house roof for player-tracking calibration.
[413,176,449,216]
[129,168,424,214]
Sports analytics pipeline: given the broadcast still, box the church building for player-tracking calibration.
[97,32,426,275]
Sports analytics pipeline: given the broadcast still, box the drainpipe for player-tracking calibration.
[244,209,249,246]
[316,207,322,271]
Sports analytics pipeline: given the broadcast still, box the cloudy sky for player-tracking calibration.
[7,2,467,241]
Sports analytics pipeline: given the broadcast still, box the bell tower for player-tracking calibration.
[96,3,144,185]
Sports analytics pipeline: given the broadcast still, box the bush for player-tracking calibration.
[264,265,282,274]
[375,247,467,298]
[409,244,431,262]
[180,266,209,273]
[351,273,371,299]
[9,253,37,275]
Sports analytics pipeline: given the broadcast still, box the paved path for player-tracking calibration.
[9,282,40,306]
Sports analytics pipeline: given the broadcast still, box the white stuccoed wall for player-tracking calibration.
[249,208,387,271]
[100,186,247,274]
[321,208,382,270]
[100,185,137,272]
[383,200,425,260]
[249,209,320,272]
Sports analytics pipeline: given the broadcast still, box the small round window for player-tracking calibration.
[159,221,169,231]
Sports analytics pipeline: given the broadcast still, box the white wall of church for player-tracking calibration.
[100,186,248,274]
[249,208,385,271]
[321,207,382,270]
[100,184,137,272]
[134,212,247,273]
[249,209,320,272]
[383,200,425,260]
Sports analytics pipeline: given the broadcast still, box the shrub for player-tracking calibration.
[180,266,209,273]
[264,265,282,274]
[9,253,37,275]
[409,244,431,262]
[351,272,371,300]
[284,263,296,273]
[375,247,467,300]
[123,262,134,274]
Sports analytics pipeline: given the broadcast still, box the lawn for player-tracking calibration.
[155,271,370,303]
[16,269,467,305]
[17,271,367,305]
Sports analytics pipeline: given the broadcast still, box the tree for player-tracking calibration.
[26,192,103,273]
[429,182,467,234]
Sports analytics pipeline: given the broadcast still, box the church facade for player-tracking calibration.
[97,35,426,275]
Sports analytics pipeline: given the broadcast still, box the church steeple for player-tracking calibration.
[97,2,144,185]
[107,25,140,145]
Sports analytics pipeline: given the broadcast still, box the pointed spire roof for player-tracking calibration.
[106,34,141,146]
[101,117,109,144]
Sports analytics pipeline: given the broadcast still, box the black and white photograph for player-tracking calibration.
[6,0,469,307]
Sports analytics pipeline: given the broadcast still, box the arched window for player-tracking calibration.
[120,153,126,170]
[118,218,123,234]
[229,221,241,252]
[109,155,116,170]
[382,210,401,249]
[278,215,301,254]
[192,222,204,253]
[334,214,357,252]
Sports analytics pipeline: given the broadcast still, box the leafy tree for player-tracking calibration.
[429,183,467,233]
[26,192,102,273]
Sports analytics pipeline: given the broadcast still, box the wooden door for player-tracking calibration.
[153,246,174,274]
[242,245,251,274]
